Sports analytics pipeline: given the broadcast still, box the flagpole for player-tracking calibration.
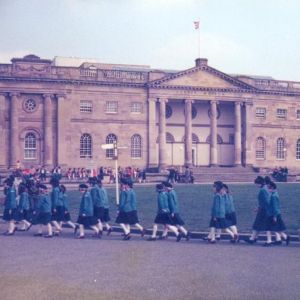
[194,21,200,58]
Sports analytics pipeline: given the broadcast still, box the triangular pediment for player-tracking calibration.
[149,65,256,90]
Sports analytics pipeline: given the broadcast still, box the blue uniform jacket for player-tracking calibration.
[4,187,17,210]
[267,191,281,217]
[79,191,94,216]
[18,192,30,210]
[167,189,179,214]
[224,194,235,214]
[119,189,136,212]
[91,185,109,208]
[211,193,225,218]
[157,191,170,213]
[258,186,270,210]
[37,194,52,213]
[51,187,62,207]
[61,193,69,211]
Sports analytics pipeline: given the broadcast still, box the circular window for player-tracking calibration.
[24,99,37,113]
[192,105,197,119]
[208,107,221,119]
[165,104,172,119]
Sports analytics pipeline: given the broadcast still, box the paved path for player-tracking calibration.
[0,229,299,300]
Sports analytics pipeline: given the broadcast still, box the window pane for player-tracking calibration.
[131,134,142,158]
[276,138,285,159]
[106,134,117,158]
[256,137,265,160]
[80,134,92,158]
[106,101,118,113]
[80,100,93,113]
[24,133,37,159]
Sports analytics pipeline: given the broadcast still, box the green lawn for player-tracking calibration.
[64,183,300,234]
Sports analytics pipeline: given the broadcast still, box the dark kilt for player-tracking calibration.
[252,208,268,231]
[154,212,173,225]
[225,212,237,227]
[116,210,139,225]
[94,207,111,222]
[266,214,286,232]
[36,212,52,225]
[17,209,32,222]
[171,213,185,226]
[209,217,227,229]
[52,206,65,222]
[77,215,98,227]
[3,208,18,221]
[63,212,71,222]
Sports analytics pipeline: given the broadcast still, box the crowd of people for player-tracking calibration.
[1,170,297,245]
[271,167,288,182]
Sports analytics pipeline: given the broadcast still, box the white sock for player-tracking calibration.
[20,221,27,230]
[152,224,158,238]
[37,224,43,234]
[209,227,216,241]
[266,231,272,243]
[91,226,99,234]
[105,223,111,230]
[178,226,188,236]
[162,226,169,237]
[52,221,61,231]
[120,223,130,235]
[24,220,31,228]
[79,225,85,236]
[8,221,15,233]
[280,232,287,240]
[67,221,76,229]
[47,223,53,236]
[275,232,281,241]
[250,230,258,240]
[216,229,221,238]
[230,225,238,235]
[97,221,103,231]
[168,225,179,236]
[135,223,144,232]
[225,228,235,238]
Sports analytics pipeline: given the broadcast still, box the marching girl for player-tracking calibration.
[90,177,104,236]
[162,182,189,241]
[17,183,32,231]
[50,178,63,234]
[76,183,100,239]
[223,184,239,243]
[2,177,18,235]
[58,185,77,233]
[147,184,181,241]
[206,181,235,244]
[33,184,53,238]
[266,181,290,246]
[245,176,271,245]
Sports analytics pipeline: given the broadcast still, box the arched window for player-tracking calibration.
[276,138,285,159]
[206,134,223,144]
[80,134,92,158]
[24,132,37,159]
[106,134,117,158]
[166,132,175,143]
[256,137,266,160]
[131,134,142,158]
[296,139,300,160]
[181,133,199,143]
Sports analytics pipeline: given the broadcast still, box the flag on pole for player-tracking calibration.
[194,21,199,30]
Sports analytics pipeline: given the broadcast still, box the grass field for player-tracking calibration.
[62,183,300,234]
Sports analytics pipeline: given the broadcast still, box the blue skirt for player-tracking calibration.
[3,208,18,221]
[154,212,173,225]
[116,210,139,225]
[252,208,268,231]
[171,213,185,226]
[225,212,237,227]
[77,215,98,227]
[17,209,32,222]
[52,206,66,222]
[209,217,227,229]
[36,212,52,225]
[94,207,111,222]
[266,215,286,232]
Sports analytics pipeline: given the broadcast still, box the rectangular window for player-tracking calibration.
[296,110,300,120]
[105,101,118,113]
[80,100,93,113]
[255,107,266,118]
[131,102,142,113]
[277,108,287,119]
[24,150,36,159]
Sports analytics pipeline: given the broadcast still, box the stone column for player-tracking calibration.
[56,94,66,167]
[0,93,8,168]
[244,101,253,166]
[9,92,20,167]
[184,99,193,167]
[234,101,242,166]
[43,94,53,167]
[148,98,158,168]
[210,100,218,166]
[158,98,168,171]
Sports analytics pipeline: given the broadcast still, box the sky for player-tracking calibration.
[0,0,300,81]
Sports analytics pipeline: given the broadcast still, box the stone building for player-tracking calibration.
[1,54,300,171]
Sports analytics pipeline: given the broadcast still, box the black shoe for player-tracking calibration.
[123,233,131,241]
[263,242,272,247]
[185,232,191,241]
[202,236,211,241]
[98,231,102,239]
[44,234,53,238]
[4,231,15,236]
[141,228,146,237]
[209,239,216,244]
[244,238,257,244]
[176,233,182,242]
[272,240,282,246]
[147,237,157,241]
[76,235,85,239]
[107,227,112,236]
[34,233,43,237]
[230,239,236,243]
[18,229,26,232]
[54,231,61,236]
[74,225,79,235]
[216,237,221,241]
[159,235,168,240]
[285,235,290,246]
